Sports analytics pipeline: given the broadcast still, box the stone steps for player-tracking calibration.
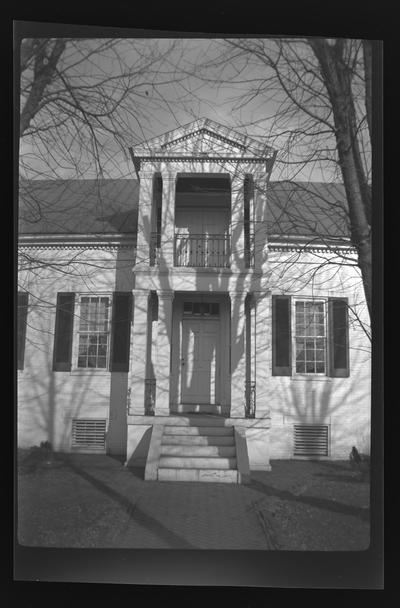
[156,421,240,483]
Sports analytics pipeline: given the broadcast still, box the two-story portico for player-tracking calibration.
[124,119,278,480]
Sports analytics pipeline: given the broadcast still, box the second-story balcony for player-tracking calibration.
[150,230,255,269]
[175,233,230,268]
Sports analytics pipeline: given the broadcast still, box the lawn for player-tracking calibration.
[16,448,370,551]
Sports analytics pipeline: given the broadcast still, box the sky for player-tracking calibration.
[19,37,344,182]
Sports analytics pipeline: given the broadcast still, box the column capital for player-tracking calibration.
[229,290,247,302]
[252,171,267,181]
[138,170,155,180]
[161,171,177,182]
[230,173,244,186]
[157,290,175,301]
[132,289,150,301]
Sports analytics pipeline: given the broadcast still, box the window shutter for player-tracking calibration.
[272,295,292,376]
[17,292,29,370]
[53,293,75,371]
[328,297,350,377]
[110,292,133,372]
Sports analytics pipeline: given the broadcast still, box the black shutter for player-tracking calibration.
[328,298,350,377]
[53,293,75,371]
[110,292,133,372]
[272,295,292,376]
[17,292,29,370]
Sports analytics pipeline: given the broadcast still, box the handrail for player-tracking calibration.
[175,233,230,268]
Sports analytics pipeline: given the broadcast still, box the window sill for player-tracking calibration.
[70,369,110,376]
[291,376,332,382]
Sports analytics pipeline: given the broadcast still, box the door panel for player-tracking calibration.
[181,319,220,404]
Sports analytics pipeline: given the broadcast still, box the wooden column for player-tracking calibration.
[253,172,268,272]
[229,290,247,418]
[128,290,150,415]
[253,290,271,419]
[159,172,177,268]
[155,290,174,415]
[135,171,154,268]
[230,173,245,271]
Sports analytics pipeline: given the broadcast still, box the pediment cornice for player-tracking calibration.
[130,118,276,161]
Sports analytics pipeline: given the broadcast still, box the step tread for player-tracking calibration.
[162,435,235,446]
[161,445,236,457]
[158,456,237,469]
[157,468,239,483]
[163,426,234,436]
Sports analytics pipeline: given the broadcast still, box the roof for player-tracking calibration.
[18,179,350,241]
[18,179,139,236]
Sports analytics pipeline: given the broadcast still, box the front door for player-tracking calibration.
[180,316,220,404]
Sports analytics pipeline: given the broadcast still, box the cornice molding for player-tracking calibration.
[267,240,355,254]
[18,233,136,251]
[137,156,268,163]
[160,128,247,152]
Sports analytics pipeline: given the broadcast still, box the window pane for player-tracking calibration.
[210,303,219,316]
[87,356,97,367]
[296,361,305,373]
[316,362,325,373]
[306,361,316,373]
[296,323,306,336]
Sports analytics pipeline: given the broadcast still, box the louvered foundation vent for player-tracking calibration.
[72,419,106,451]
[293,424,329,457]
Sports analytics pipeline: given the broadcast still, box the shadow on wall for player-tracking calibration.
[267,350,370,458]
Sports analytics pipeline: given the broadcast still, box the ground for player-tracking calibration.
[17,449,370,551]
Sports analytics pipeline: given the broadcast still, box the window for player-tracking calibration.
[53,291,132,372]
[183,301,220,317]
[294,300,326,375]
[77,296,111,369]
[272,295,349,377]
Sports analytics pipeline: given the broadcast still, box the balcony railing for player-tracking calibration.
[149,230,255,268]
[175,233,230,268]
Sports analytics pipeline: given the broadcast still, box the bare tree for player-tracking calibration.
[19,37,185,180]
[184,38,374,316]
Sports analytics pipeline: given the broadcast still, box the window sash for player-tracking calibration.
[75,296,111,369]
[293,300,327,375]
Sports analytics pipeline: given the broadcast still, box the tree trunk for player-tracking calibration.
[20,39,66,137]
[309,39,372,316]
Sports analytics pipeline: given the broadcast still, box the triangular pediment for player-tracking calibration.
[130,118,275,160]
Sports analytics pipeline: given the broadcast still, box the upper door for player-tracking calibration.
[175,208,229,267]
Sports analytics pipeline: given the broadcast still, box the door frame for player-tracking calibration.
[180,315,221,405]
[170,294,230,409]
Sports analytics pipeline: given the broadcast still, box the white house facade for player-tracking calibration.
[17,119,371,483]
